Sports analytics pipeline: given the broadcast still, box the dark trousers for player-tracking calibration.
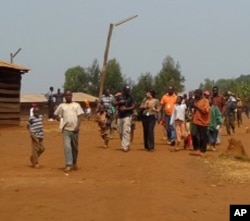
[48,101,54,119]
[142,115,156,150]
[192,124,208,153]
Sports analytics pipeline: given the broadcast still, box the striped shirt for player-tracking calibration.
[100,94,114,109]
[28,115,44,138]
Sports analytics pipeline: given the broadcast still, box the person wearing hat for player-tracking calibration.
[113,85,135,152]
[223,91,237,135]
[236,97,243,127]
[203,90,210,99]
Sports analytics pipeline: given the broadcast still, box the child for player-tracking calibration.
[27,107,45,168]
[207,98,223,151]
[96,105,111,148]
[170,96,188,151]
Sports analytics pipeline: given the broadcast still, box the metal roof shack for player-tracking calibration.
[0,60,30,125]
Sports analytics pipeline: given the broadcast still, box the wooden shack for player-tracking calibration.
[0,60,29,125]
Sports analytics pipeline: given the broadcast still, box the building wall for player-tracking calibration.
[0,69,22,125]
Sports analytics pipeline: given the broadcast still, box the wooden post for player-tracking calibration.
[99,24,114,98]
[98,15,138,99]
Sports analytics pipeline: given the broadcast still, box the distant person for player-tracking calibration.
[207,97,223,151]
[45,86,55,121]
[160,86,177,146]
[236,97,243,127]
[27,107,45,168]
[113,85,135,152]
[139,89,160,152]
[98,89,115,137]
[223,91,237,135]
[84,99,91,120]
[96,105,111,148]
[29,103,37,117]
[211,86,225,144]
[53,88,64,108]
[54,90,84,172]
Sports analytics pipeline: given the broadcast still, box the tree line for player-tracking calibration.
[63,55,250,106]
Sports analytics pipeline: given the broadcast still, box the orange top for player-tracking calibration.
[192,98,210,126]
[160,93,177,115]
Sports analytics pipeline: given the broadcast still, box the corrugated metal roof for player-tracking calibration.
[20,92,98,103]
[0,60,30,72]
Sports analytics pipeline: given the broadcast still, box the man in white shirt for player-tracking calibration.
[54,90,84,172]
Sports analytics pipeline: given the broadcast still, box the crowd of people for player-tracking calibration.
[26,85,248,171]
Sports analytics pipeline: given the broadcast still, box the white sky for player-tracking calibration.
[1,0,250,94]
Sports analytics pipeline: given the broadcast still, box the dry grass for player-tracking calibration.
[204,155,250,184]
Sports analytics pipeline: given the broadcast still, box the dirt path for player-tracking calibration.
[0,117,250,221]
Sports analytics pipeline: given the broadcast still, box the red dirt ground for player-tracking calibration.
[0,116,250,221]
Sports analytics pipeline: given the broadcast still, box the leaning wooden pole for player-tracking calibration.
[99,24,114,99]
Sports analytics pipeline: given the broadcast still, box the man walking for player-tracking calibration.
[54,90,84,172]
[113,85,135,152]
[211,86,225,144]
[160,86,177,145]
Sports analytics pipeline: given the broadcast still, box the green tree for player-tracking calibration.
[199,79,215,92]
[131,72,154,106]
[64,66,88,92]
[154,56,185,96]
[85,59,100,96]
[104,58,125,94]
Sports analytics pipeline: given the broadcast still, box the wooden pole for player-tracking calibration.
[98,15,138,99]
[99,24,114,98]
[10,48,22,63]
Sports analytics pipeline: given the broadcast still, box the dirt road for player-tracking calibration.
[0,117,250,221]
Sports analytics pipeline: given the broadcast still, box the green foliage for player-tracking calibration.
[199,75,250,105]
[199,79,215,92]
[131,72,154,107]
[63,54,250,107]
[154,56,185,97]
[64,66,88,92]
[85,59,100,97]
[104,58,125,94]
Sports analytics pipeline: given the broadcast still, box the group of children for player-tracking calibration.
[168,91,223,152]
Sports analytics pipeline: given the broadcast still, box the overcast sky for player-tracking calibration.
[1,0,250,94]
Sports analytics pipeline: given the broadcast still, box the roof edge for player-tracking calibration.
[0,60,30,72]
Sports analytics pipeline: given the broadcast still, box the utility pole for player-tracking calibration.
[10,48,22,63]
[98,15,138,98]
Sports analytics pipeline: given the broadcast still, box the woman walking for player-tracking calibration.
[139,89,161,152]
